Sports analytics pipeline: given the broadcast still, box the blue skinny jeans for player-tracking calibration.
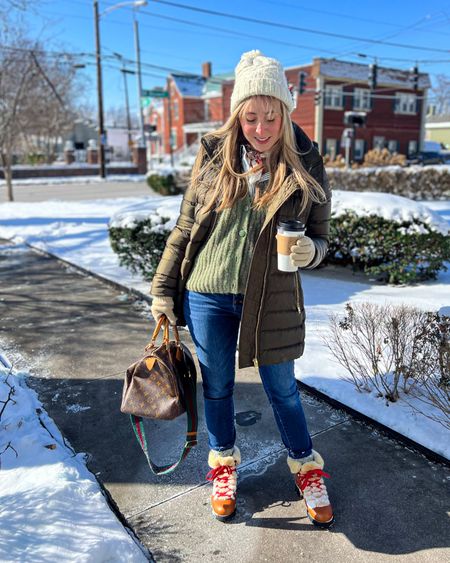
[183,290,313,459]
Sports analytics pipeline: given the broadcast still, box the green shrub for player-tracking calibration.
[146,172,182,195]
[326,166,450,200]
[109,210,449,286]
[328,212,450,284]
[109,216,171,281]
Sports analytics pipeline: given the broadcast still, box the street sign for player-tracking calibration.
[141,89,169,98]
[141,97,152,108]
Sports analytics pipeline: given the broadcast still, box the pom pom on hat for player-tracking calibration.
[230,50,295,114]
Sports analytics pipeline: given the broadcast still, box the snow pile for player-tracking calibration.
[0,358,147,562]
[332,190,449,234]
[109,196,182,230]
[147,162,192,178]
[108,190,449,235]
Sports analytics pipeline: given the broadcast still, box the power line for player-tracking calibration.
[138,10,334,57]
[152,0,450,54]
[25,2,450,70]
[259,0,450,36]
[0,44,228,85]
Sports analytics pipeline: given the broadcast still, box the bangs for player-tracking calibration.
[239,95,282,118]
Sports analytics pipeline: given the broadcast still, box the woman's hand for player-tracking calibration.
[150,296,176,325]
[290,236,315,269]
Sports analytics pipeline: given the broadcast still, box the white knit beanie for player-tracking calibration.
[230,50,295,114]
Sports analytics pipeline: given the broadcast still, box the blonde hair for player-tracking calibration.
[190,95,327,213]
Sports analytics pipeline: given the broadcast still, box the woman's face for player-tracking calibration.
[239,97,282,153]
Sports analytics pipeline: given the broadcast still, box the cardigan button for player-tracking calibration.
[239,229,246,237]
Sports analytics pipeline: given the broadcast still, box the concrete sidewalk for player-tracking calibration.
[0,240,449,563]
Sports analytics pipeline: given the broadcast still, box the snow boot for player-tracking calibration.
[288,450,334,527]
[206,446,241,521]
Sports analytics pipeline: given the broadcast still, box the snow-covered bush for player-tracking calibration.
[328,212,449,284]
[146,171,181,195]
[108,190,448,285]
[109,213,172,281]
[329,191,450,284]
[146,165,192,196]
[327,303,450,428]
[326,165,450,200]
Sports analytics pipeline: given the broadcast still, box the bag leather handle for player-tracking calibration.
[148,316,180,348]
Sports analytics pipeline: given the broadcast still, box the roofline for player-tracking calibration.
[313,57,430,78]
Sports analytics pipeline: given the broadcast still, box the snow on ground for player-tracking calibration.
[0,357,148,562]
[0,174,147,187]
[0,193,449,460]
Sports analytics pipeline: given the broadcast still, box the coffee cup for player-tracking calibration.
[276,220,305,272]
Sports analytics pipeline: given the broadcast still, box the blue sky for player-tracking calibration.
[22,0,450,118]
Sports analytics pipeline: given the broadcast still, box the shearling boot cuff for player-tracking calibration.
[208,446,241,469]
[287,450,324,474]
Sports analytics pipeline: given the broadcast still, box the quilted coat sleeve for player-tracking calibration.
[304,157,332,269]
[150,181,197,297]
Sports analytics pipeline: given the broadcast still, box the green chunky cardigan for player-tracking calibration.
[186,192,265,294]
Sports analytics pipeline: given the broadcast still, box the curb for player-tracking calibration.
[1,238,154,560]
[5,238,449,468]
[297,381,449,466]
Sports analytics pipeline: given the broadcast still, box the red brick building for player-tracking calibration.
[154,58,430,161]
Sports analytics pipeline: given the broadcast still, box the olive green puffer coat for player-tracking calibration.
[151,123,332,369]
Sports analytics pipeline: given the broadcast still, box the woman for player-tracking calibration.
[151,50,333,527]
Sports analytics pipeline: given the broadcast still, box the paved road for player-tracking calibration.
[0,179,151,203]
[1,240,449,562]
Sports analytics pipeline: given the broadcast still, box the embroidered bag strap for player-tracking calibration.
[130,319,198,475]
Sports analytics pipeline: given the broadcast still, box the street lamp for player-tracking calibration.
[93,0,148,178]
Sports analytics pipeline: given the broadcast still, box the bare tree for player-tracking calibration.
[0,1,88,199]
[0,41,36,200]
[0,36,86,199]
[431,74,450,115]
[21,52,87,164]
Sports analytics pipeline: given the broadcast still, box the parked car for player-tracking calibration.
[407,151,448,166]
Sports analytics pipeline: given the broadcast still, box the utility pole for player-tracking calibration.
[93,0,106,178]
[133,13,145,148]
[120,65,133,160]
[167,79,174,166]
[122,68,133,160]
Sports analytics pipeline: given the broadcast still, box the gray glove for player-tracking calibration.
[290,236,315,268]
[150,296,176,325]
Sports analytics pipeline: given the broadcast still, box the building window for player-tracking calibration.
[354,139,365,160]
[204,99,210,121]
[325,139,338,160]
[373,136,385,149]
[324,85,343,109]
[408,140,418,155]
[172,100,179,121]
[170,128,177,149]
[353,88,371,111]
[388,140,398,153]
[395,93,417,115]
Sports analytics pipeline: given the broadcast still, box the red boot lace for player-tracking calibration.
[206,465,236,498]
[297,468,330,493]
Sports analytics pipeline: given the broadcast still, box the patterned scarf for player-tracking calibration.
[241,145,271,203]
